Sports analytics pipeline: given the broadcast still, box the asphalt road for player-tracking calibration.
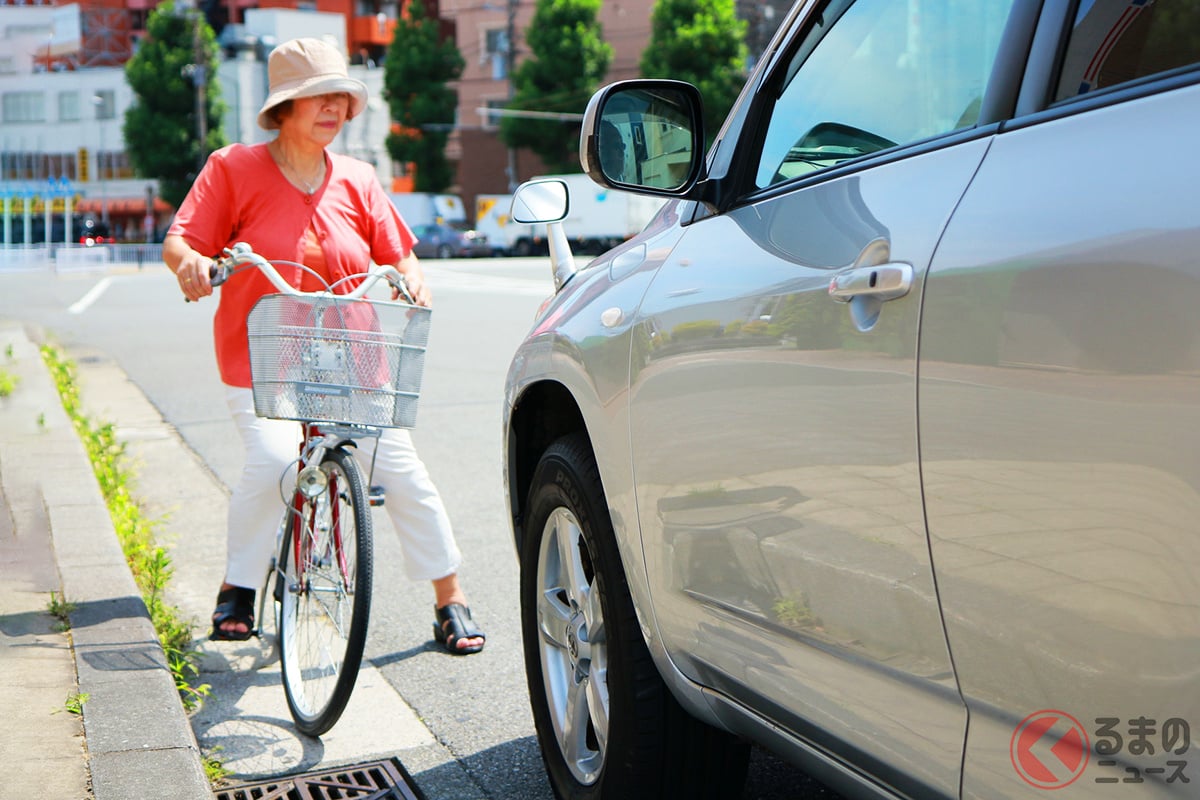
[0,256,840,800]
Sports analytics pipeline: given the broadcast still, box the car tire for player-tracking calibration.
[522,433,750,800]
[436,244,454,259]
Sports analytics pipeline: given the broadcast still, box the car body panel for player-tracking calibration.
[627,140,995,797]
[504,213,693,673]
[503,0,1200,796]
[921,81,1200,799]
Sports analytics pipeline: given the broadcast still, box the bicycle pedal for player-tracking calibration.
[369,485,386,506]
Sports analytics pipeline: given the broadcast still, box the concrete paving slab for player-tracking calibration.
[194,659,435,780]
[90,747,210,800]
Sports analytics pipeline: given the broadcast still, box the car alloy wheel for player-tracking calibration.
[522,433,748,799]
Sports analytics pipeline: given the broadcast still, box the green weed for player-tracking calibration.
[40,344,209,712]
[202,747,232,784]
[47,592,76,632]
[64,692,89,715]
[0,369,17,397]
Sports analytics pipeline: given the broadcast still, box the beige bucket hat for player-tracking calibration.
[257,37,368,130]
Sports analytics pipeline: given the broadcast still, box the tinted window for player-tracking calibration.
[1054,0,1200,102]
[755,0,1014,188]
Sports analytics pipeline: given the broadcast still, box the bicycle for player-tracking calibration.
[208,241,430,736]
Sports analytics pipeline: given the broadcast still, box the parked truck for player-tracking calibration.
[387,192,468,228]
[487,173,666,256]
[474,193,524,256]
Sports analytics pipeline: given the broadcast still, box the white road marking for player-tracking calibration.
[68,276,113,314]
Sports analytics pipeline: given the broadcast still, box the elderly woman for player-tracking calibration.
[163,37,484,654]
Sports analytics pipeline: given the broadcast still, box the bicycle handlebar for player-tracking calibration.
[205,241,415,303]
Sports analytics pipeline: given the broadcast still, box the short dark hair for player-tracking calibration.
[267,100,294,127]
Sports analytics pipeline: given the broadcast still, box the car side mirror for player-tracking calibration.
[510,179,568,224]
[511,179,577,293]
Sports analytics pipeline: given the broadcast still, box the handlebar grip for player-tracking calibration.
[209,262,228,287]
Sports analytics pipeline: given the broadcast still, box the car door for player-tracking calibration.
[626,0,1021,795]
[919,3,1200,796]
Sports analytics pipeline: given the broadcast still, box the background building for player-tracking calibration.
[0,0,789,242]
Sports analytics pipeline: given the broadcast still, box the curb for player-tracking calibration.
[7,322,211,800]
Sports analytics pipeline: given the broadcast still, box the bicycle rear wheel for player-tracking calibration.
[278,446,373,736]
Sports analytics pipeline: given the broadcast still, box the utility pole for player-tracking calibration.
[192,11,208,173]
[180,5,209,174]
[505,0,517,191]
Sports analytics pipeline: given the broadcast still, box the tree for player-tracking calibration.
[640,0,748,146]
[500,0,611,174]
[123,0,225,209]
[383,0,464,193]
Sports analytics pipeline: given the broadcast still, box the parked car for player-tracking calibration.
[79,218,110,246]
[503,1,1200,799]
[410,221,489,259]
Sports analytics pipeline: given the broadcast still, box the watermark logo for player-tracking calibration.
[1011,710,1090,789]
[1011,711,1192,788]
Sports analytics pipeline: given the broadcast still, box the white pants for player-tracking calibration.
[223,385,461,589]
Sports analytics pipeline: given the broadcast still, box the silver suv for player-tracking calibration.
[502,1,1200,798]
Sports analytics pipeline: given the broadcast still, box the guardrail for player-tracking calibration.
[0,243,164,273]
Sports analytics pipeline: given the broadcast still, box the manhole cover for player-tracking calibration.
[213,758,423,800]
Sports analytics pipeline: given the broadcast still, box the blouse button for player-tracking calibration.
[305,196,313,205]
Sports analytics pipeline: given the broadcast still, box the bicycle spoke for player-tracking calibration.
[278,448,372,736]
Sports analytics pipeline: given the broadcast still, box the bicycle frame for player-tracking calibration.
[286,422,384,592]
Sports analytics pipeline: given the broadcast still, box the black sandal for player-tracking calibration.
[209,586,256,641]
[433,603,486,655]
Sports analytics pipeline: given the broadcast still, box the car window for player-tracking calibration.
[754,0,1015,188]
[1054,0,1200,102]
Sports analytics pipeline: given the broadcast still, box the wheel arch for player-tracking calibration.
[506,379,589,557]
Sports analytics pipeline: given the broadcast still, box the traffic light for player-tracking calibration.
[78,147,89,182]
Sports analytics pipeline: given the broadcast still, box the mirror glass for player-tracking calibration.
[510,179,568,224]
[599,86,695,192]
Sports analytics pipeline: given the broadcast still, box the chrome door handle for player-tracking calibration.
[828,263,913,303]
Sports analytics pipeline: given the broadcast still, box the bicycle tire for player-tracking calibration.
[277,446,373,736]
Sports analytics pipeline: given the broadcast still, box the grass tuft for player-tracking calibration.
[40,344,211,712]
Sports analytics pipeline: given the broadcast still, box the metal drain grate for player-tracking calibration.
[213,758,424,800]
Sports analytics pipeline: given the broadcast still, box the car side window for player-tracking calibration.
[754,0,1015,188]
[1053,0,1200,102]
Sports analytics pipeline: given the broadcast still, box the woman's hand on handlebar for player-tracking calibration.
[164,234,215,302]
[394,252,431,307]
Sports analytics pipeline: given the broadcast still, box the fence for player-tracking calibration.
[0,243,164,273]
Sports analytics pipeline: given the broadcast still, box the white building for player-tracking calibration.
[0,4,392,245]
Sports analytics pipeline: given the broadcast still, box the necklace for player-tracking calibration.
[272,143,325,195]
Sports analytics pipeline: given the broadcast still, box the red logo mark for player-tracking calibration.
[1011,710,1090,789]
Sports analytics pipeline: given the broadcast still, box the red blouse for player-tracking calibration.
[167,142,417,387]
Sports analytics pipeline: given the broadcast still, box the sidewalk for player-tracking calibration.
[0,319,483,800]
[0,320,210,800]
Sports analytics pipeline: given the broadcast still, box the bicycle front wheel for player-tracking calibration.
[278,446,373,736]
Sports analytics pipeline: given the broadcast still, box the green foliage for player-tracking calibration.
[640,0,748,144]
[383,0,465,192]
[40,344,210,713]
[774,594,819,630]
[500,0,612,173]
[670,319,723,342]
[64,692,90,715]
[0,369,16,397]
[123,1,227,208]
[203,747,232,784]
[47,592,76,632]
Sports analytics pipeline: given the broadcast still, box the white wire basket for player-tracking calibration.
[246,293,432,428]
